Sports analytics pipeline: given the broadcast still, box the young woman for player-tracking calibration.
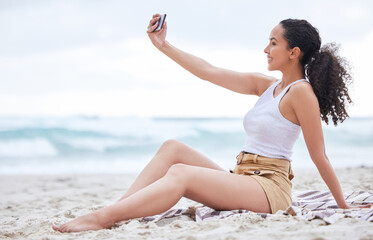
[53,14,371,232]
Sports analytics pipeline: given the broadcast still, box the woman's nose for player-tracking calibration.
[264,45,269,54]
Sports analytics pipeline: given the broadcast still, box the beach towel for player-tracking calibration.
[142,190,373,224]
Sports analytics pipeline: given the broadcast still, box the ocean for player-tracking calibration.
[0,116,372,174]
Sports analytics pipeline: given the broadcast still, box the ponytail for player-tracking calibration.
[305,43,353,126]
[280,19,353,126]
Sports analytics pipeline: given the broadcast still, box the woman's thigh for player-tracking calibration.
[170,164,271,213]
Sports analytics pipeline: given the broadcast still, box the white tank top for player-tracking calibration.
[243,79,307,161]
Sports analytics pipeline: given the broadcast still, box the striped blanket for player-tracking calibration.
[142,190,373,224]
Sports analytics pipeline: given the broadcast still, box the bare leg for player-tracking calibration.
[53,164,270,233]
[119,139,225,200]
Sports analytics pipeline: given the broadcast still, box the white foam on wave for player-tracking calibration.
[0,157,151,174]
[65,138,128,152]
[0,138,58,158]
[0,116,202,141]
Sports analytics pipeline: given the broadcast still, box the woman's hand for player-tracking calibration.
[339,203,373,210]
[147,14,167,50]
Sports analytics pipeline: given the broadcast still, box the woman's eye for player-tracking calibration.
[271,42,276,46]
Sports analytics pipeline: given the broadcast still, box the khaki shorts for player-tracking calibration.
[230,151,294,214]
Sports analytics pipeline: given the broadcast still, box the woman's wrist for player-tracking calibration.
[157,40,170,52]
[337,200,348,209]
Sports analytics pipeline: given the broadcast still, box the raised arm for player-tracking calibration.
[147,14,275,96]
[290,83,372,209]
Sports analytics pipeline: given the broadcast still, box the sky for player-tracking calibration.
[1,0,372,118]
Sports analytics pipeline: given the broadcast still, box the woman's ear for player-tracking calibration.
[289,47,301,60]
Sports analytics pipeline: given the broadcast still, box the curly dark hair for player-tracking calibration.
[280,19,353,126]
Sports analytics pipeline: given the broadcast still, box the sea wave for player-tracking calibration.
[0,117,245,159]
[0,138,58,158]
[0,116,372,174]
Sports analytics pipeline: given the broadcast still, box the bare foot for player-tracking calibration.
[52,210,114,233]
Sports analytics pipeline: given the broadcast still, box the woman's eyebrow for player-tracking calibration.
[269,37,278,41]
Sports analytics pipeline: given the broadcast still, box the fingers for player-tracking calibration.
[147,21,158,33]
[350,203,373,209]
[149,15,160,26]
[147,16,160,33]
[363,203,373,208]
[360,203,372,208]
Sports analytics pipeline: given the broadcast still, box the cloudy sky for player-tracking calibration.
[1,0,372,117]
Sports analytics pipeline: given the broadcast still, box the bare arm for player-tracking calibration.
[147,14,275,96]
[290,83,371,209]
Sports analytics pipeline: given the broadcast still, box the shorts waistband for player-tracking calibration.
[236,151,289,164]
[236,151,293,180]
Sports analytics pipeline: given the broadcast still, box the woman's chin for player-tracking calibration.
[266,64,278,72]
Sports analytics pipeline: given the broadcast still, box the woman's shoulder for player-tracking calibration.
[289,80,314,95]
[288,80,318,105]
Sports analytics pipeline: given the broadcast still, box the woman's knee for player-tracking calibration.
[159,139,184,157]
[161,139,182,150]
[165,163,189,182]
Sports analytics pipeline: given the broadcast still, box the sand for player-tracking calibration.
[1,167,372,240]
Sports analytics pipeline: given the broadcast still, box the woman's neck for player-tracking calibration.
[280,63,305,87]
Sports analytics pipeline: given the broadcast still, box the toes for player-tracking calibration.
[52,224,60,232]
[60,225,69,232]
[56,224,68,233]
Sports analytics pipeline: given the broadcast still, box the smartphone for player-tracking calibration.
[153,14,167,32]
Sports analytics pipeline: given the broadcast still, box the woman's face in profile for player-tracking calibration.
[264,24,292,71]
